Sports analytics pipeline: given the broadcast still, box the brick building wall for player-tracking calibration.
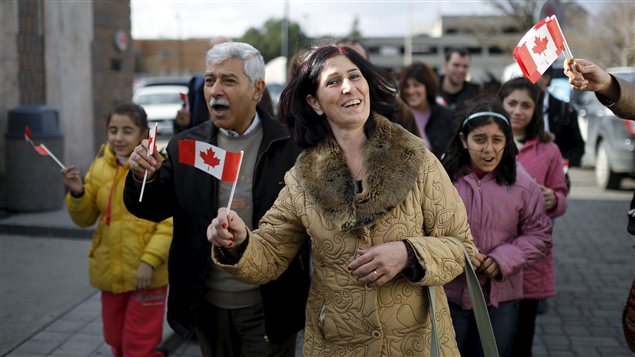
[17,0,45,104]
[133,39,210,76]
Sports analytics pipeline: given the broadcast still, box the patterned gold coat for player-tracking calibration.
[214,115,476,356]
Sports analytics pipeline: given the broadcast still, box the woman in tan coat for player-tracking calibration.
[208,44,478,356]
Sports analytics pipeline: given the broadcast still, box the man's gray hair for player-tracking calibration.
[206,42,265,84]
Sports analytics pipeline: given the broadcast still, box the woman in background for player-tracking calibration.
[499,77,568,357]
[399,62,455,158]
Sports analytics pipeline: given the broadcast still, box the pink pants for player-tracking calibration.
[101,286,167,357]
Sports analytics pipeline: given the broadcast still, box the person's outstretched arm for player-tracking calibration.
[565,58,635,119]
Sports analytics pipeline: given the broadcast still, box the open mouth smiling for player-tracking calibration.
[342,99,361,108]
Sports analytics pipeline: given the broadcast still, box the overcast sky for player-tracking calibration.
[131,0,608,40]
[130,0,503,39]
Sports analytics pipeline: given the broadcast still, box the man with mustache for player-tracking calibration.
[175,36,275,133]
[124,42,309,357]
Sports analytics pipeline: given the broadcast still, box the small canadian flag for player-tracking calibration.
[24,126,49,156]
[138,122,159,202]
[147,123,158,157]
[179,92,189,111]
[178,140,243,182]
[513,15,565,84]
[24,126,66,169]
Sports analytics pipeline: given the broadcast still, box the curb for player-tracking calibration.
[0,224,93,239]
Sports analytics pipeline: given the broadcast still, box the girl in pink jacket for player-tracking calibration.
[442,100,552,357]
[500,77,568,357]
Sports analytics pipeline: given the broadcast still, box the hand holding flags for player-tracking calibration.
[178,139,244,209]
[513,15,575,84]
[138,122,158,202]
[24,126,66,170]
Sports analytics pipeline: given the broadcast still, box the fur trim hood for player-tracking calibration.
[295,114,427,231]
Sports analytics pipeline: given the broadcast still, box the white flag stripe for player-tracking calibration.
[522,24,559,75]
[193,141,227,179]
[147,122,158,157]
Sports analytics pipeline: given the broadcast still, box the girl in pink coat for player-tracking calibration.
[500,77,568,357]
[498,77,567,357]
[442,100,553,357]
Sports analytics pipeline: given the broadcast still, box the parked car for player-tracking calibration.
[133,85,188,136]
[572,67,635,189]
[133,76,190,93]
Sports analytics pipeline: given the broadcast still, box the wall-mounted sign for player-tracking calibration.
[113,30,129,52]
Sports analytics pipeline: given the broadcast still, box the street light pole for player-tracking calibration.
[404,3,413,66]
[282,1,289,83]
[176,12,183,76]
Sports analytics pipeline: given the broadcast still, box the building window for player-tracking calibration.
[488,46,504,55]
[379,46,401,56]
[412,45,438,55]
[468,47,482,55]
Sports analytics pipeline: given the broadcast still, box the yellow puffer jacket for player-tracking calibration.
[66,144,173,293]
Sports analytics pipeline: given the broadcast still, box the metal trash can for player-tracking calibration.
[5,105,64,211]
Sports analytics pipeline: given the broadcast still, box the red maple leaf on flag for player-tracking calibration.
[200,147,221,168]
[532,36,549,55]
[147,135,154,151]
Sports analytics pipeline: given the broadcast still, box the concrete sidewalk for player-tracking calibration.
[0,208,196,357]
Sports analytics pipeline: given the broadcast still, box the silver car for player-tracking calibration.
[573,67,635,189]
[133,85,188,136]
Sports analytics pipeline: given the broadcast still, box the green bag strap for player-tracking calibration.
[459,246,499,357]
[427,237,499,357]
[426,286,440,357]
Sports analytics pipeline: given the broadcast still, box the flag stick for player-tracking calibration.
[40,144,66,170]
[225,151,244,211]
[138,169,148,202]
[553,16,577,72]
[139,123,158,202]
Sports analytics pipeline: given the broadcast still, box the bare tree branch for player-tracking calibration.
[486,0,540,30]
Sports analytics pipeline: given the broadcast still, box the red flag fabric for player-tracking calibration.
[24,126,49,156]
[562,159,570,175]
[178,139,242,182]
[147,123,158,157]
[513,15,565,83]
[179,92,189,111]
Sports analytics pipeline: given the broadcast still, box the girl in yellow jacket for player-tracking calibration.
[62,103,172,357]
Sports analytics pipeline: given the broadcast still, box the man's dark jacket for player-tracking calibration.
[424,104,456,158]
[544,93,585,167]
[124,109,310,342]
[438,75,481,111]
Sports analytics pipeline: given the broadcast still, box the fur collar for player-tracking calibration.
[295,114,427,231]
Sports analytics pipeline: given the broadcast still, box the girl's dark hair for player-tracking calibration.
[441,98,517,185]
[398,62,438,107]
[107,102,148,132]
[498,77,550,143]
[279,45,397,148]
